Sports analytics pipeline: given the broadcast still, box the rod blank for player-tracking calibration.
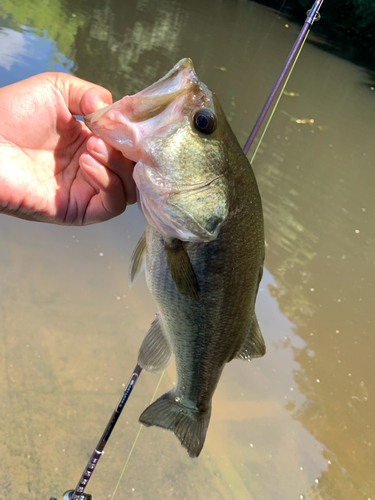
[69,364,142,500]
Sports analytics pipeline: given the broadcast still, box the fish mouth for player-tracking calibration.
[84,59,225,242]
[85,58,197,123]
[84,58,210,162]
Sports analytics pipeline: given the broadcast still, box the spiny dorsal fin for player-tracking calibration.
[234,313,266,361]
[164,238,200,301]
[137,313,173,372]
[128,232,146,288]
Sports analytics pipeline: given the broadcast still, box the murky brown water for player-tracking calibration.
[0,1,374,499]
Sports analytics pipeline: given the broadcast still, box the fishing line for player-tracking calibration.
[250,28,309,164]
[246,0,289,69]
[111,370,165,499]
[107,6,291,488]
[108,6,311,496]
[61,4,324,500]
[243,0,324,157]
[112,4,323,498]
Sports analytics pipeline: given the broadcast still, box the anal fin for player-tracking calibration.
[234,313,266,361]
[129,232,146,287]
[137,313,173,372]
[164,238,200,301]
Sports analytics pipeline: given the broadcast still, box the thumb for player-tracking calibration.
[81,87,113,116]
[52,73,113,116]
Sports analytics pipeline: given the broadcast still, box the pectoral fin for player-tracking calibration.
[138,313,173,372]
[129,232,146,287]
[233,314,266,361]
[164,238,200,301]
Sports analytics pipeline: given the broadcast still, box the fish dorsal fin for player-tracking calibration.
[137,313,173,372]
[128,232,146,288]
[234,314,266,361]
[164,238,200,301]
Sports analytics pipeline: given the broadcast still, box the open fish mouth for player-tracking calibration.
[84,58,212,162]
[85,58,228,242]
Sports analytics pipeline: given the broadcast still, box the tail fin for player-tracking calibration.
[139,391,211,458]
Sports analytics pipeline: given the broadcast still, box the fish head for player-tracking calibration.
[85,58,240,241]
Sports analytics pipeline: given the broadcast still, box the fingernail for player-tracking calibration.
[92,137,107,156]
[97,99,110,110]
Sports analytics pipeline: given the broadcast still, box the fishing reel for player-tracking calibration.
[62,491,92,500]
[61,492,92,500]
[49,492,92,500]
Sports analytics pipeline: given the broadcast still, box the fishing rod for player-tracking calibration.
[55,2,323,499]
[59,365,142,500]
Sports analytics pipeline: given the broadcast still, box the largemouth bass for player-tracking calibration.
[85,59,265,458]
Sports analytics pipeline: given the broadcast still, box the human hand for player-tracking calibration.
[0,72,136,224]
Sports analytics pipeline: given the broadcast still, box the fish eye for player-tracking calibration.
[193,108,216,135]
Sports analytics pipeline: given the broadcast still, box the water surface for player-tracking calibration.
[0,1,374,499]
